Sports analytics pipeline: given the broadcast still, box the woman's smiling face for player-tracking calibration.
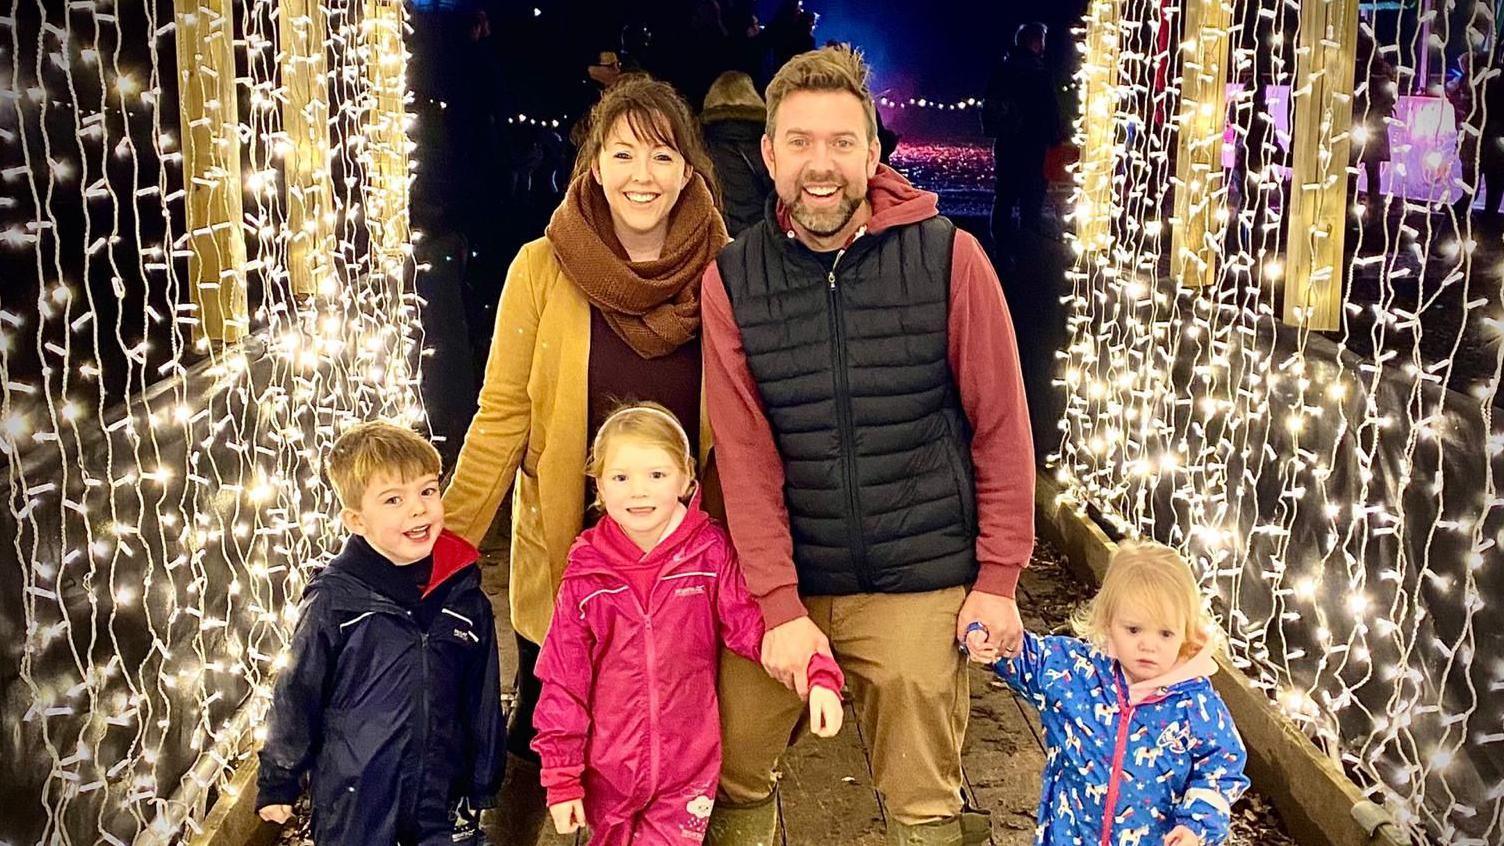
[593,113,691,247]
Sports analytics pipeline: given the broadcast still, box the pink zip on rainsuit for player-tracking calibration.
[532,498,842,845]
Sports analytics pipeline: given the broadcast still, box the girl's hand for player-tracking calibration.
[1163,825,1202,846]
[549,800,587,834]
[807,686,844,738]
[258,805,293,825]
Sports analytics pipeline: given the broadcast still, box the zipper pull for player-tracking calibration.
[828,270,837,289]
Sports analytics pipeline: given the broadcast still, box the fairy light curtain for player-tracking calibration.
[1058,0,1502,841]
[0,0,421,842]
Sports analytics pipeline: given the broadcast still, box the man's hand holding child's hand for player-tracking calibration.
[1163,825,1202,846]
[258,805,293,825]
[962,623,998,662]
[963,624,998,664]
[762,616,832,696]
[807,686,843,737]
[550,800,587,834]
[957,591,1023,664]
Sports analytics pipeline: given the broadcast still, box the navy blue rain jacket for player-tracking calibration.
[257,530,505,845]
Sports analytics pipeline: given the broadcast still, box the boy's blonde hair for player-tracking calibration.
[326,420,442,508]
[765,45,879,142]
[1072,541,1219,659]
[586,402,696,508]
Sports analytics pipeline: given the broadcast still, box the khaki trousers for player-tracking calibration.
[715,587,970,826]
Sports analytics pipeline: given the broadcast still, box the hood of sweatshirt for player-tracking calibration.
[1112,634,1222,705]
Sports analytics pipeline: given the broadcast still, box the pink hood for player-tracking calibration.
[566,496,711,579]
[1111,633,1221,705]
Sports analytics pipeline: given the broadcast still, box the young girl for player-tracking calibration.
[532,403,845,845]
[965,542,1249,846]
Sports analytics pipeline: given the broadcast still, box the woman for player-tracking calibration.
[702,71,774,236]
[442,75,728,836]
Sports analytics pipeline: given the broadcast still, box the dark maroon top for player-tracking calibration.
[585,306,702,520]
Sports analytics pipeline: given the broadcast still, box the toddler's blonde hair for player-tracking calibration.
[1071,541,1219,659]
[586,402,696,509]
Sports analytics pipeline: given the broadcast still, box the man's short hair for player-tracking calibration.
[765,45,879,143]
[326,421,441,509]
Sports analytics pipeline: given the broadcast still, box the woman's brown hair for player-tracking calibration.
[571,75,722,209]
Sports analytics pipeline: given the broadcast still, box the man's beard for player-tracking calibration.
[788,180,862,238]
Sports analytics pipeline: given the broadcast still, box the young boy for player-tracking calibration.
[256,421,505,845]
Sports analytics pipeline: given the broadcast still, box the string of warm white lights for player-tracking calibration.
[876,94,982,112]
[0,1,422,843]
[877,88,1082,114]
[1058,0,1501,842]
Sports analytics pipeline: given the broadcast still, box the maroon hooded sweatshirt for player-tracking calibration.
[701,164,1036,629]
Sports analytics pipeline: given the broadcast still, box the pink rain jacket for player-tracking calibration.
[532,498,842,819]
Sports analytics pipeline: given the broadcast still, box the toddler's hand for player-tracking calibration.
[961,622,997,664]
[258,804,293,825]
[550,799,587,834]
[1163,825,1202,846]
[807,686,844,738]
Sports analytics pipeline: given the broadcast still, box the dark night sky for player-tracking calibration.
[780,0,1086,140]
[803,0,1011,100]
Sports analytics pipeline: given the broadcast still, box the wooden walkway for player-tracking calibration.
[477,556,1070,846]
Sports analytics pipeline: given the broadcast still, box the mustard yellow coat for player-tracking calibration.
[442,237,715,645]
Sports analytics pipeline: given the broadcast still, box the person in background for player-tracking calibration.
[1350,33,1397,225]
[983,22,1061,261]
[443,76,729,844]
[764,0,818,73]
[1477,49,1504,225]
[702,71,775,237]
[1448,48,1490,220]
[569,50,625,149]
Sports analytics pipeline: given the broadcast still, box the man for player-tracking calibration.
[983,23,1061,260]
[567,50,624,149]
[701,46,1035,846]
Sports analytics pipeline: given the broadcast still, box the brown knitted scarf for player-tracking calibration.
[546,171,727,359]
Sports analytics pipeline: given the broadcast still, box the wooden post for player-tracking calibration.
[174,0,248,343]
[1170,0,1235,288]
[279,0,335,299]
[1282,0,1360,330]
[362,0,411,283]
[1076,0,1123,254]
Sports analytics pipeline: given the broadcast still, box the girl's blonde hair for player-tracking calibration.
[586,401,696,508]
[1071,541,1219,659]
